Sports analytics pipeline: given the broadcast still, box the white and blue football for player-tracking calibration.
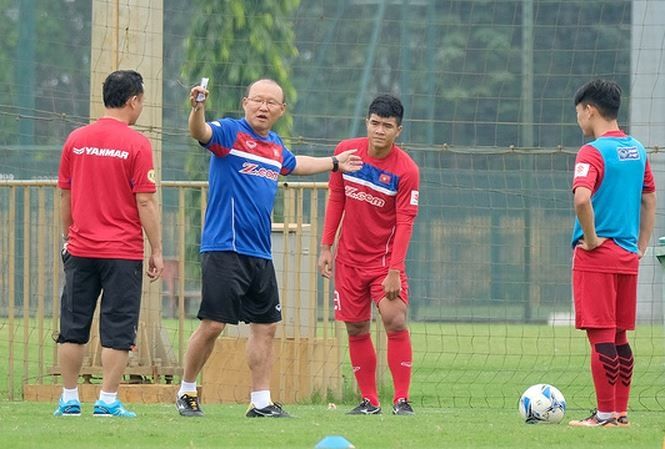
[518,384,566,424]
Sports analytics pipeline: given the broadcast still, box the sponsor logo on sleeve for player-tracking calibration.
[410,190,419,206]
[147,169,156,184]
[574,163,590,178]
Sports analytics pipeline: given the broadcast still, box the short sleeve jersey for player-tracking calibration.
[200,117,297,259]
[57,117,156,260]
[321,137,420,269]
[571,130,655,272]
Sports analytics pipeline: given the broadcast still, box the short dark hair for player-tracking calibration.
[573,79,622,120]
[103,70,144,108]
[367,94,404,125]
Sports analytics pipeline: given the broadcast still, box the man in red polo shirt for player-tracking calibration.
[54,70,163,418]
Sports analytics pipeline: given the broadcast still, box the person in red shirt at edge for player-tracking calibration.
[567,79,656,428]
[318,95,420,416]
[54,70,163,418]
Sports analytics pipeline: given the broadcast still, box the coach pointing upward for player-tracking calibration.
[176,78,362,418]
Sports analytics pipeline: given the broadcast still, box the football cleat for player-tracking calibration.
[615,415,630,427]
[347,398,382,415]
[568,410,617,427]
[176,393,204,417]
[392,398,415,416]
[245,402,291,418]
[53,398,81,417]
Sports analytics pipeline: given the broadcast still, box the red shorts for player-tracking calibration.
[333,260,409,322]
[572,270,637,330]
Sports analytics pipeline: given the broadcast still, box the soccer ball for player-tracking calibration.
[518,384,566,424]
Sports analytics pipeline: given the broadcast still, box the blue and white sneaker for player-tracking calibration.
[93,399,136,417]
[53,398,81,416]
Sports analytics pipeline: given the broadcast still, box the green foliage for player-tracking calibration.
[290,1,631,149]
[0,0,91,147]
[0,0,18,145]
[181,0,300,135]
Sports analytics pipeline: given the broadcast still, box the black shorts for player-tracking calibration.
[199,251,281,325]
[57,251,143,350]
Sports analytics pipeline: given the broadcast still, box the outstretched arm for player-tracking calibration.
[292,149,362,176]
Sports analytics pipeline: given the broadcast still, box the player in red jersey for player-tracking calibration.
[567,79,656,428]
[318,95,420,415]
[54,70,163,417]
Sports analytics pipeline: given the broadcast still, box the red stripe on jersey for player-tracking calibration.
[208,143,230,157]
[234,132,284,165]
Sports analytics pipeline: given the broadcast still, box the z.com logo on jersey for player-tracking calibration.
[239,162,279,181]
[345,186,385,207]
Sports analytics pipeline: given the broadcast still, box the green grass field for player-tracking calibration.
[1,321,664,447]
[2,402,664,449]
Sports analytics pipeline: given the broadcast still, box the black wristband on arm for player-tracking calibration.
[331,156,339,172]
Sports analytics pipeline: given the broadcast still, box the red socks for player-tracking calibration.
[586,328,618,413]
[348,330,413,406]
[348,333,379,406]
[387,329,412,404]
[615,330,633,414]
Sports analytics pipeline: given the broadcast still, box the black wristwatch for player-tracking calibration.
[331,156,339,172]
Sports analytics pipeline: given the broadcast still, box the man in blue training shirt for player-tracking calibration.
[568,79,656,428]
[176,78,362,418]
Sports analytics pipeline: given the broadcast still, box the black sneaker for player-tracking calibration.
[616,415,630,427]
[246,402,291,418]
[568,409,617,427]
[347,398,382,415]
[392,398,415,416]
[176,393,204,417]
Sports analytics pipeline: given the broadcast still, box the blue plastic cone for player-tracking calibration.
[315,435,355,449]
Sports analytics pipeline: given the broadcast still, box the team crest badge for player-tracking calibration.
[410,190,419,206]
[574,163,589,178]
[379,173,391,184]
[246,140,257,149]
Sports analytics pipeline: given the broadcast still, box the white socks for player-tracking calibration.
[251,390,271,409]
[99,390,118,405]
[178,381,198,398]
[596,410,613,420]
[62,387,79,402]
